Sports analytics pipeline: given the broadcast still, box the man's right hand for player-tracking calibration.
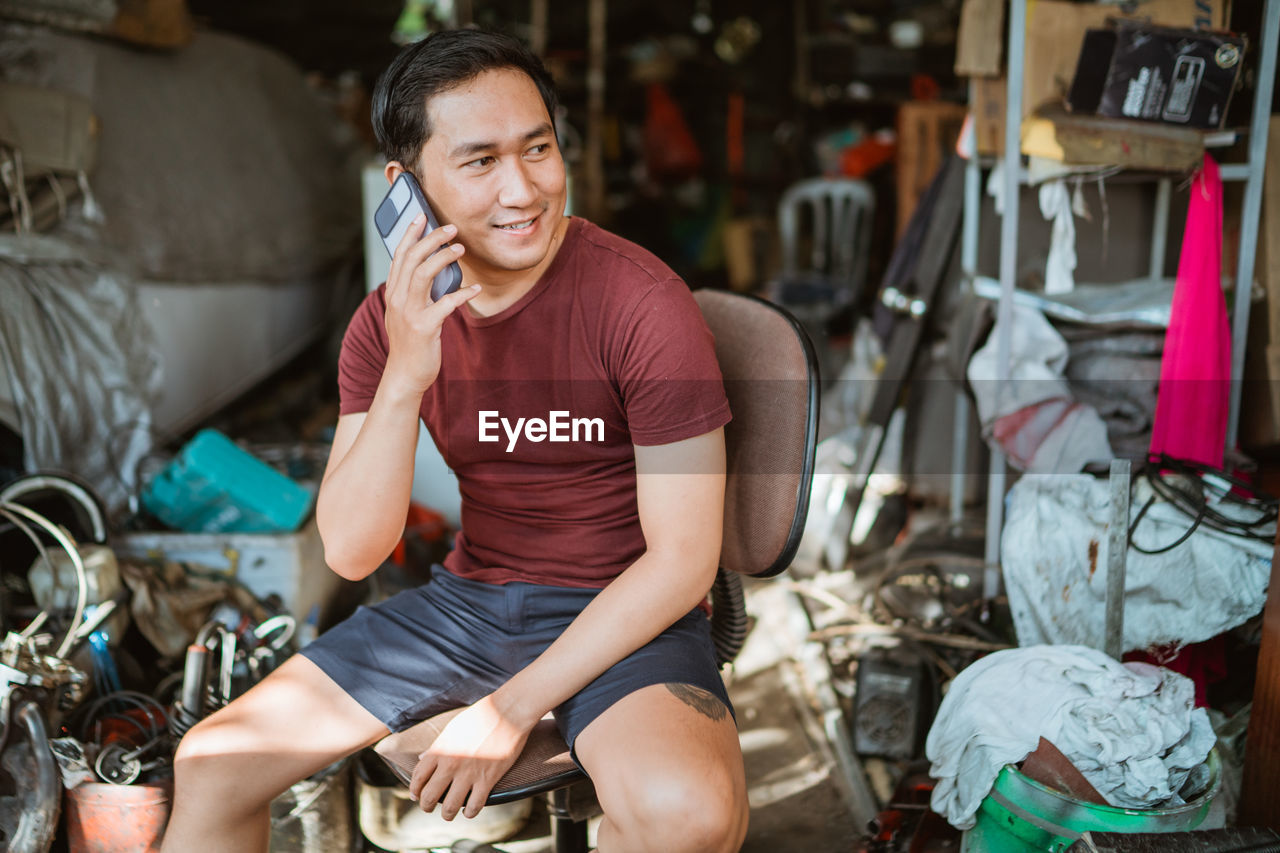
[383,214,481,396]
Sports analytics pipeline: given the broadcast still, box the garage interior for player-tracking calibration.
[2,0,1280,850]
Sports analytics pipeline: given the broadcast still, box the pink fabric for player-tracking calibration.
[1149,154,1231,467]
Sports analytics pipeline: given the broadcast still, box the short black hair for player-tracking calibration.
[371,29,559,172]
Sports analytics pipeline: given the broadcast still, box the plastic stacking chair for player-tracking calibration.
[371,289,821,853]
[774,177,875,307]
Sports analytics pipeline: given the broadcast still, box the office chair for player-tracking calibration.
[373,289,820,852]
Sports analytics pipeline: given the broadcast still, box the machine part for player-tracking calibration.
[170,640,211,739]
[550,786,590,853]
[852,652,930,760]
[27,544,122,615]
[0,631,88,717]
[217,627,236,704]
[254,614,296,651]
[0,699,61,853]
[0,472,108,544]
[880,285,927,319]
[94,742,142,785]
[709,570,748,666]
[0,502,88,658]
[178,641,208,714]
[48,737,96,789]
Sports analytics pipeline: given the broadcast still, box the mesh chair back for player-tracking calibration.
[694,290,819,577]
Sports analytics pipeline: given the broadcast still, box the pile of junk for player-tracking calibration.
[0,432,364,852]
[0,424,482,852]
[774,157,1280,851]
[788,387,1280,853]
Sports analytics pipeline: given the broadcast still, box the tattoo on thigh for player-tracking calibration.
[665,683,727,721]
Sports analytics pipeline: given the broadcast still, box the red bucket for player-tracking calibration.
[65,781,172,853]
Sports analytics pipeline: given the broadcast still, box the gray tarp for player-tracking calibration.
[0,233,160,514]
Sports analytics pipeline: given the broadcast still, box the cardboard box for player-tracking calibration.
[1022,0,1226,118]
[971,76,1008,155]
[1068,25,1246,129]
[955,0,1005,76]
[897,102,967,236]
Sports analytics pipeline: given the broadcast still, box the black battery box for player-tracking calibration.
[1067,24,1246,129]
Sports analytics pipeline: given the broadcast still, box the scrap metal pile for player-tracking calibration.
[0,474,299,852]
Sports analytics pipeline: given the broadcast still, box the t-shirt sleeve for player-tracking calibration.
[336,286,390,416]
[616,279,732,446]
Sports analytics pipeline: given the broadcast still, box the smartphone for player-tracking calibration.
[373,172,464,301]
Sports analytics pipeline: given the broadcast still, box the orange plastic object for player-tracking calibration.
[65,781,172,853]
[390,503,450,566]
[840,135,896,178]
[95,707,164,749]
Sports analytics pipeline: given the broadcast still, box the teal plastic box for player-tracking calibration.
[141,429,314,533]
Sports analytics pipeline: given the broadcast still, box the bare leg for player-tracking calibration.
[161,654,390,853]
[574,683,747,853]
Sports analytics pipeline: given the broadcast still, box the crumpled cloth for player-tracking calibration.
[926,645,1215,830]
[967,304,1113,472]
[1002,474,1273,653]
[1039,179,1077,295]
[119,557,268,658]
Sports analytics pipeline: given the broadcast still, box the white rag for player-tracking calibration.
[926,645,1215,830]
[1002,474,1274,651]
[1040,178,1078,295]
[966,305,1113,472]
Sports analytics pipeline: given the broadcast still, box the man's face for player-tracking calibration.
[414,69,567,281]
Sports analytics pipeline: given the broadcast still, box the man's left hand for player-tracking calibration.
[409,694,534,820]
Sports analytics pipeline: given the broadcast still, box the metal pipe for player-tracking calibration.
[1219,164,1253,182]
[1150,178,1171,283]
[583,0,607,222]
[529,0,548,56]
[1226,0,1280,449]
[179,643,210,717]
[952,395,972,524]
[962,98,981,275]
[549,787,589,853]
[954,103,982,525]
[1104,459,1132,659]
[984,0,1028,598]
[984,451,1006,597]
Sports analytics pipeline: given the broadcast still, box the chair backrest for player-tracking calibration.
[778,177,875,299]
[694,290,819,578]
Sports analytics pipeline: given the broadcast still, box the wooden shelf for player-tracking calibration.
[1021,105,1205,171]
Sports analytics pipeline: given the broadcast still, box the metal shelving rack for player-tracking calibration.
[952,0,1280,602]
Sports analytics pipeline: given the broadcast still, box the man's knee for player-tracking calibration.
[607,773,747,853]
[171,716,288,813]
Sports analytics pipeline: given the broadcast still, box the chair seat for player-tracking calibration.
[374,709,586,805]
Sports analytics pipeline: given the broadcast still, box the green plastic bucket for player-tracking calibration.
[960,750,1220,853]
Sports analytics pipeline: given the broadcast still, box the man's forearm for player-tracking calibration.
[316,380,425,579]
[491,547,719,728]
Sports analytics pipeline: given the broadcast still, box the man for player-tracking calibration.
[162,29,748,853]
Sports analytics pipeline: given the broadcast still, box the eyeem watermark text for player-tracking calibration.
[478,410,605,452]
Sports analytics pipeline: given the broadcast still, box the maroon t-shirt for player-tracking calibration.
[337,217,731,588]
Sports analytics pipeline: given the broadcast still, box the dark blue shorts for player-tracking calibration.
[300,567,733,755]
